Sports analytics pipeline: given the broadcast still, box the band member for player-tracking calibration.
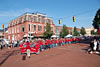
[62,38,65,46]
[45,40,48,50]
[25,41,31,58]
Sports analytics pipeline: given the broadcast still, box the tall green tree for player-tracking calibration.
[92,9,100,29]
[60,25,69,38]
[73,27,79,36]
[80,27,86,35]
[43,23,53,39]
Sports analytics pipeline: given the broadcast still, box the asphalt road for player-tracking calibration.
[0,42,100,67]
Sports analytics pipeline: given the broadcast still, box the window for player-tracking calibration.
[22,17,24,22]
[51,27,53,32]
[34,16,37,22]
[34,25,36,31]
[9,29,11,34]
[28,16,31,21]
[12,28,14,34]
[47,19,50,23]
[19,18,22,23]
[22,25,25,32]
[8,36,10,40]
[10,23,12,26]
[38,25,42,31]
[8,29,9,34]
[78,31,80,34]
[15,27,16,33]
[42,19,45,23]
[17,26,19,33]
[17,18,19,24]
[29,24,31,32]
[69,29,72,34]
[32,16,34,22]
[44,26,46,31]
[20,17,23,22]
[25,15,28,21]
[38,18,41,22]
[32,24,34,32]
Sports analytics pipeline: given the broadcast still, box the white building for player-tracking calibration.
[85,26,97,36]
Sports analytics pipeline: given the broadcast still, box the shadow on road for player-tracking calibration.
[0,50,20,66]
[79,40,90,44]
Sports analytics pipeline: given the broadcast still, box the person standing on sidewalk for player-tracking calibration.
[89,39,99,54]
[0,42,3,50]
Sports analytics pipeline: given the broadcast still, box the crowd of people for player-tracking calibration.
[0,40,20,49]
[1,36,100,58]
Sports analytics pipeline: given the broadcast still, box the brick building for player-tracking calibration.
[55,26,81,35]
[8,13,56,41]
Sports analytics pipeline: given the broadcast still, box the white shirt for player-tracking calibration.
[94,42,97,50]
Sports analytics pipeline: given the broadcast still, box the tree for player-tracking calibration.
[60,24,69,38]
[73,27,79,36]
[91,30,95,35]
[91,30,98,35]
[80,27,86,35]
[43,23,53,39]
[92,9,100,29]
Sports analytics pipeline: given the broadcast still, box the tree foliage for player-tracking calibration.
[60,25,69,38]
[73,27,79,36]
[43,23,53,39]
[92,9,100,29]
[80,27,86,35]
[91,30,98,35]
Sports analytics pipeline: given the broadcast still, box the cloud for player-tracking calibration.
[0,8,33,17]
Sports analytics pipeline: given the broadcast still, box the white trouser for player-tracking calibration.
[27,49,30,57]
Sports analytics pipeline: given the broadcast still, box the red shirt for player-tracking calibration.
[26,45,31,49]
[56,40,58,43]
[48,40,51,44]
[70,39,72,41]
[79,38,81,41]
[59,40,62,43]
[36,43,40,48]
[52,40,55,44]
[76,38,78,41]
[19,44,23,48]
[30,42,32,45]
[45,42,48,45]
[50,42,52,45]
[25,42,30,45]
[72,38,74,41]
[63,39,65,42]
[68,39,71,41]
[66,39,69,42]
[39,42,43,45]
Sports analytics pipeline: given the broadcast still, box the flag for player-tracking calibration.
[98,25,100,34]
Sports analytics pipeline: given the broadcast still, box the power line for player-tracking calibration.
[53,8,99,20]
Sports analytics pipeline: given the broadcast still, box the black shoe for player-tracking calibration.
[28,56,30,58]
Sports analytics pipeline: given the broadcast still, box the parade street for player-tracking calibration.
[0,42,100,67]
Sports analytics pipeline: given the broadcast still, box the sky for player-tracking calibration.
[0,0,100,29]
